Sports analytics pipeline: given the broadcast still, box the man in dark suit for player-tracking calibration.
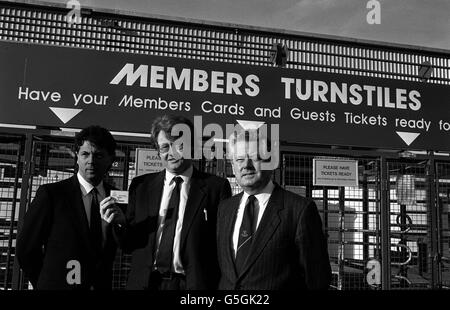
[113,115,231,290]
[16,125,119,290]
[217,128,331,290]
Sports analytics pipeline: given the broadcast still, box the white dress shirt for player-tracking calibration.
[77,172,106,227]
[154,165,193,274]
[232,180,275,257]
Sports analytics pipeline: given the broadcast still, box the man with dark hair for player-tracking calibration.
[113,114,231,290]
[216,127,331,290]
[17,125,120,290]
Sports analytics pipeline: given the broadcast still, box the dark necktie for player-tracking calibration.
[235,195,257,275]
[90,187,102,254]
[154,176,183,273]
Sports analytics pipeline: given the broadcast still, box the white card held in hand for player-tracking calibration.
[110,190,129,204]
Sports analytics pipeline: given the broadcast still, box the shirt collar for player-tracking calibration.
[242,180,275,206]
[77,172,104,196]
[164,165,193,185]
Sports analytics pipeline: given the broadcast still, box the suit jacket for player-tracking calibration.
[16,175,117,290]
[217,184,331,290]
[115,167,231,290]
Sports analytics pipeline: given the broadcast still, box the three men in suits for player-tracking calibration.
[217,128,331,290]
[113,115,231,290]
[16,125,119,290]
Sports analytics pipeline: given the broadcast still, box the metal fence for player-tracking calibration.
[282,153,382,290]
[436,161,450,288]
[386,160,433,289]
[1,135,450,290]
[0,135,22,290]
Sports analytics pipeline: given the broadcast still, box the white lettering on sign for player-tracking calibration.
[201,100,245,116]
[290,108,336,123]
[439,120,450,131]
[118,95,191,112]
[18,87,61,103]
[395,118,431,132]
[344,112,388,127]
[73,93,108,106]
[110,63,260,97]
[281,78,421,111]
[254,106,281,118]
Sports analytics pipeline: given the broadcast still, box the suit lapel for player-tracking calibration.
[145,171,165,218]
[67,177,118,256]
[180,168,206,251]
[237,185,284,279]
[66,175,94,255]
[225,193,243,279]
[142,171,165,266]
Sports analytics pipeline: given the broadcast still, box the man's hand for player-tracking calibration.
[100,196,126,226]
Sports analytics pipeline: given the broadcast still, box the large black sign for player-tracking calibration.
[0,41,449,151]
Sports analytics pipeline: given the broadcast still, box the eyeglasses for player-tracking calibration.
[158,142,184,154]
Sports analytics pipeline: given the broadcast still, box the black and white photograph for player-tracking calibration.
[0,0,449,303]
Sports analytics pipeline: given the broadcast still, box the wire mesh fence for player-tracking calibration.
[1,133,450,290]
[437,161,450,289]
[282,153,381,290]
[0,136,22,290]
[386,160,432,289]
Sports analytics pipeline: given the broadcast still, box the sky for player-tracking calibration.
[41,0,450,51]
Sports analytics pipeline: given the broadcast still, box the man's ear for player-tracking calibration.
[108,154,115,171]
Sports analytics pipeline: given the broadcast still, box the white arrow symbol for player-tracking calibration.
[236,120,265,130]
[396,131,420,146]
[49,107,82,124]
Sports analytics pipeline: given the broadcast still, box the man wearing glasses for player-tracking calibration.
[112,114,231,290]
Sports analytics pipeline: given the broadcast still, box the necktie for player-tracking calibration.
[154,176,183,273]
[235,195,257,275]
[90,187,102,254]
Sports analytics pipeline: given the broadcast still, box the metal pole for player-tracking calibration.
[427,158,438,289]
[4,138,22,289]
[380,157,391,290]
[11,134,33,290]
[399,203,408,285]
[362,172,369,263]
[122,146,130,191]
[337,186,345,290]
[323,189,329,240]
